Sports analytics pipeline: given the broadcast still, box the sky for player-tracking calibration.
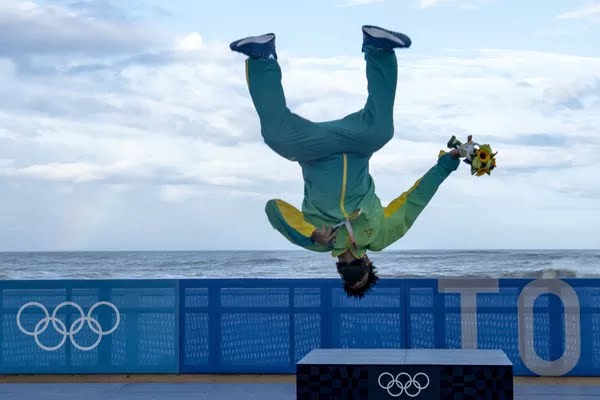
[1,0,599,251]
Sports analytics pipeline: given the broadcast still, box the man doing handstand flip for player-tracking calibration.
[230,26,460,298]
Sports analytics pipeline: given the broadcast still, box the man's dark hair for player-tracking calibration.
[336,258,379,299]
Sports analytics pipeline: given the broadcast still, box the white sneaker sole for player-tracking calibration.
[236,34,275,47]
[363,27,406,46]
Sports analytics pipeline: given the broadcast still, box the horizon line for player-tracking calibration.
[0,248,598,253]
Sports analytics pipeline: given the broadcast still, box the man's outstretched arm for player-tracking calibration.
[370,150,460,251]
[265,199,331,252]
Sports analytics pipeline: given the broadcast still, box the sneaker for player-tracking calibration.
[229,33,277,60]
[362,25,412,51]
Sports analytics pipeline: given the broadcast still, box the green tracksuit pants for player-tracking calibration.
[245,47,398,162]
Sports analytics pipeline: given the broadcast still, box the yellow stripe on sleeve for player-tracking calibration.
[275,200,316,237]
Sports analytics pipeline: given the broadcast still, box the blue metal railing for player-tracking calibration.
[1,279,179,374]
[0,278,597,376]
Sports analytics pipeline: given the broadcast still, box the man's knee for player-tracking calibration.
[364,117,394,151]
[260,125,279,145]
[378,118,394,143]
[264,140,293,161]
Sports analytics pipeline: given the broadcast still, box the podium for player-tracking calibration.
[296,348,513,399]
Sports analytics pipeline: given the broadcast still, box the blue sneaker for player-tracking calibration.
[230,33,277,60]
[362,25,412,51]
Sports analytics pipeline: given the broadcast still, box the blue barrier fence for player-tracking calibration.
[0,278,597,376]
[0,280,178,374]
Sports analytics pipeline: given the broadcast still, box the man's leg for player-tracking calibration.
[231,28,407,160]
[231,33,335,162]
[320,26,407,155]
[245,58,338,162]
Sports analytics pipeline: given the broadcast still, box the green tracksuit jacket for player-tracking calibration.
[245,47,460,258]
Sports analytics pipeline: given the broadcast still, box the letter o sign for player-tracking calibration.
[518,279,581,376]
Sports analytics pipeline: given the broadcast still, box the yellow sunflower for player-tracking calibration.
[476,167,491,176]
[476,147,491,163]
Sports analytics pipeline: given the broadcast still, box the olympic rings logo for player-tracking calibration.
[377,371,430,398]
[16,301,120,351]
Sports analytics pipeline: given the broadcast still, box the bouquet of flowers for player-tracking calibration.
[447,135,497,176]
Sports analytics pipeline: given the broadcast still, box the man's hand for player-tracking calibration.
[448,148,460,159]
[311,224,338,247]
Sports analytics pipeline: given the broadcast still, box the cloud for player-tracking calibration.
[542,77,600,110]
[0,0,163,57]
[1,28,600,250]
[419,0,492,9]
[175,33,204,51]
[507,133,568,147]
[53,0,171,21]
[420,0,443,7]
[337,0,384,6]
[557,2,600,21]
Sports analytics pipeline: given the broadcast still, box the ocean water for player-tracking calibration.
[0,249,599,280]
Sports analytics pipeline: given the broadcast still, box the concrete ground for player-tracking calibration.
[1,375,600,399]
